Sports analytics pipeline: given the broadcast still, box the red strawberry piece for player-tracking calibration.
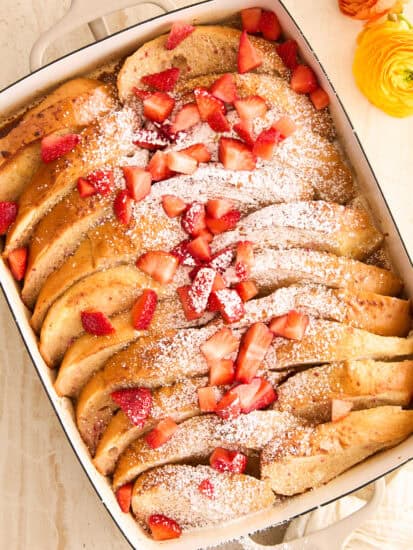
[147,151,173,181]
[177,285,203,320]
[209,248,235,273]
[240,8,262,34]
[40,133,80,163]
[165,21,195,50]
[212,272,226,291]
[207,291,221,313]
[206,209,241,235]
[276,40,299,70]
[170,239,196,266]
[77,177,96,198]
[201,327,239,362]
[290,64,318,94]
[198,228,213,243]
[210,73,238,104]
[182,143,211,163]
[145,417,178,449]
[167,151,198,175]
[148,514,182,541]
[215,391,241,420]
[206,198,234,219]
[218,137,256,171]
[234,95,267,121]
[212,288,245,324]
[235,322,273,383]
[7,247,27,281]
[0,201,18,234]
[332,399,353,422]
[253,127,281,160]
[259,10,281,41]
[235,241,254,280]
[114,189,134,225]
[268,313,288,335]
[198,478,215,498]
[227,378,261,411]
[193,88,226,121]
[136,250,179,285]
[310,87,330,110]
[131,289,158,330]
[209,359,235,386]
[87,169,114,196]
[270,310,309,340]
[122,166,152,202]
[141,67,180,92]
[161,194,187,218]
[133,127,169,150]
[198,387,218,412]
[81,310,115,336]
[210,448,247,474]
[115,482,133,513]
[233,120,255,147]
[143,92,175,123]
[132,87,151,100]
[188,267,215,313]
[187,236,211,262]
[238,30,263,74]
[206,110,230,133]
[235,377,276,414]
[234,280,258,302]
[181,201,206,237]
[273,115,297,139]
[111,387,153,426]
[171,102,200,133]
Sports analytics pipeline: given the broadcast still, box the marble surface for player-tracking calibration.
[0,1,412,548]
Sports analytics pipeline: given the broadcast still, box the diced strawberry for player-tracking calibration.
[181,201,206,237]
[259,10,281,41]
[170,239,195,266]
[206,198,234,219]
[219,137,256,171]
[209,447,247,474]
[206,209,241,234]
[215,391,241,420]
[193,88,226,121]
[212,272,226,291]
[115,483,133,513]
[207,292,221,312]
[187,267,215,314]
[209,359,235,386]
[210,73,238,104]
[122,166,152,201]
[136,250,179,284]
[131,289,158,330]
[187,236,211,262]
[234,280,258,302]
[167,151,198,175]
[147,151,173,181]
[240,8,262,33]
[133,127,168,150]
[233,119,255,147]
[201,327,239,362]
[148,514,182,541]
[207,110,230,133]
[177,285,204,320]
[165,21,195,50]
[209,248,235,273]
[235,322,273,383]
[111,387,153,426]
[269,310,309,340]
[143,92,175,123]
[87,169,114,196]
[276,40,299,70]
[253,127,281,160]
[132,87,151,100]
[290,65,318,94]
[237,377,277,414]
[332,399,353,422]
[238,30,263,74]
[161,195,187,218]
[7,247,27,281]
[268,313,288,335]
[141,67,180,92]
[171,103,200,133]
[145,417,178,449]
[198,387,218,412]
[234,95,267,121]
[310,87,330,110]
[77,177,96,198]
[272,115,297,139]
[40,133,80,163]
[198,478,214,498]
[81,310,115,336]
[0,201,18,234]
[212,288,245,324]
[197,228,213,243]
[235,241,254,280]
[227,378,261,412]
[182,143,211,163]
[114,189,134,225]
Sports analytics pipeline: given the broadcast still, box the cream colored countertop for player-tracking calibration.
[0,1,412,548]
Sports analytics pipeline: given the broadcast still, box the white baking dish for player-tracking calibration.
[1,1,412,548]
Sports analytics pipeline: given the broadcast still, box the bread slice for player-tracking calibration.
[276,360,413,422]
[0,142,41,202]
[132,464,275,531]
[113,411,300,490]
[261,407,413,495]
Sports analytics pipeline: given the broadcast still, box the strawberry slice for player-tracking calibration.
[209,447,247,473]
[234,95,267,121]
[177,285,203,320]
[131,289,158,330]
[111,387,153,426]
[290,65,318,94]
[171,103,200,133]
[148,514,182,541]
[81,310,115,336]
[198,228,213,243]
[310,87,330,110]
[198,478,214,499]
[233,120,255,147]
[181,201,206,237]
[332,399,353,422]
[87,169,115,196]
[240,8,262,33]
[198,387,218,412]
[170,239,196,266]
[268,313,288,335]
[269,310,309,340]
[132,87,151,100]
[7,247,27,281]
[167,151,198,175]
[218,137,256,171]
[188,267,215,313]
[276,40,299,70]
[133,127,168,150]
[209,248,235,273]
[122,166,152,201]
[227,378,261,411]
[143,92,175,123]
[212,288,245,324]
[115,482,133,513]
[114,189,134,225]
[212,272,226,291]
[147,151,173,181]
[235,322,273,383]
[77,177,96,198]
[232,377,276,414]
[206,198,234,219]
[215,391,241,420]
[234,280,258,302]
[201,327,239,362]
[207,110,230,133]
[141,67,180,92]
[182,143,211,163]
[136,250,179,284]
[206,209,241,234]
[145,417,178,449]
[187,236,211,262]
[259,10,281,41]
[0,201,18,234]
[235,241,254,280]
[210,73,238,104]
[209,359,235,386]
[193,88,226,121]
[253,127,281,160]
[40,133,80,163]
[273,115,297,139]
[165,22,195,50]
[161,195,187,218]
[238,30,263,74]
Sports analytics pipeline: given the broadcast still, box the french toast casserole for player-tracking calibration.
[1,5,412,543]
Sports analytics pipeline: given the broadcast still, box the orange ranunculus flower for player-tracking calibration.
[339,0,406,20]
[353,18,413,117]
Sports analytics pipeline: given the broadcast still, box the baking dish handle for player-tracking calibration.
[243,477,385,550]
[29,0,177,72]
